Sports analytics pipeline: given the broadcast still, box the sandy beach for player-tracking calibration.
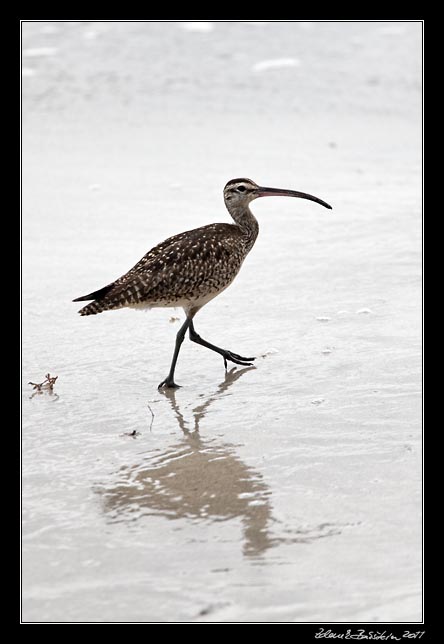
[22,21,422,622]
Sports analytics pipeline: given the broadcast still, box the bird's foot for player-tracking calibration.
[222,351,255,370]
[158,377,181,390]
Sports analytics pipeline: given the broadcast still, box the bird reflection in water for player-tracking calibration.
[98,367,342,557]
[159,366,254,434]
[99,367,275,557]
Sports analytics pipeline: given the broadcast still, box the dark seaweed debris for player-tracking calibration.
[28,373,58,398]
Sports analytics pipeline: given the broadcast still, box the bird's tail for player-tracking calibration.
[77,300,107,316]
[73,283,116,316]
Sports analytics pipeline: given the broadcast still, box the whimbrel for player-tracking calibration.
[73,178,332,388]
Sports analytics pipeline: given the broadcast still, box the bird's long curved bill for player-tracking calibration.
[257,186,332,209]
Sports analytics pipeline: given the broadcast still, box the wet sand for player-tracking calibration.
[22,21,422,622]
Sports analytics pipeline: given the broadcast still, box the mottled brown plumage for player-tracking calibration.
[73,178,331,388]
[75,222,252,317]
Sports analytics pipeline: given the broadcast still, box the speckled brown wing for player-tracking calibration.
[76,223,246,316]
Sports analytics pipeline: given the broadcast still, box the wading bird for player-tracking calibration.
[74,178,332,388]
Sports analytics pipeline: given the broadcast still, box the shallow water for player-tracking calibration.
[22,21,422,622]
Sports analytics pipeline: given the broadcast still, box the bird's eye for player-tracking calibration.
[237,185,246,192]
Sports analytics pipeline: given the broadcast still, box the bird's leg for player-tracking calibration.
[158,317,191,389]
[188,320,255,369]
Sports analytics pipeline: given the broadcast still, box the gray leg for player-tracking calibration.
[188,320,255,369]
[158,317,191,389]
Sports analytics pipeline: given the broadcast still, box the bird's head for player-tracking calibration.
[223,178,332,210]
[223,178,261,208]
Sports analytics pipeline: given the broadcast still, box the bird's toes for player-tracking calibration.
[158,378,180,390]
[224,351,255,367]
[228,351,256,362]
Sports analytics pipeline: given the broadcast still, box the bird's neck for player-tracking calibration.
[226,203,259,252]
